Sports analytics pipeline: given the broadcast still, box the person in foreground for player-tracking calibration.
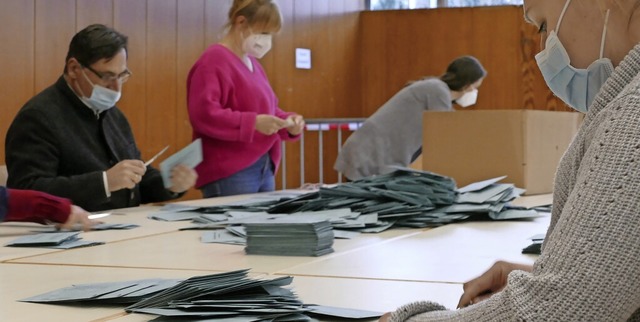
[5,24,197,212]
[0,187,95,231]
[187,0,304,198]
[334,56,486,181]
[381,0,640,320]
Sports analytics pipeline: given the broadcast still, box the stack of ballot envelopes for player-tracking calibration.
[148,167,550,253]
[21,269,383,321]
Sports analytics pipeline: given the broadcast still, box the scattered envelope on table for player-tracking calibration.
[159,139,203,188]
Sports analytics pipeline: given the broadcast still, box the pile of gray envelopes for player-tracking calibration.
[176,167,547,233]
[21,269,383,321]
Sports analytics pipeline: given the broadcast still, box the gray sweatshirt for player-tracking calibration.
[334,78,452,180]
[388,45,640,322]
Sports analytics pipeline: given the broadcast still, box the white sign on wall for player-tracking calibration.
[295,48,311,69]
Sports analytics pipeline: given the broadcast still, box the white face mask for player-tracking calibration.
[455,89,478,108]
[242,33,272,59]
[80,69,121,113]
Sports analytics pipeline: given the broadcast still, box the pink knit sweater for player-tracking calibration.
[187,44,298,187]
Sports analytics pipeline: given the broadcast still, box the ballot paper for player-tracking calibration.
[126,270,308,320]
[153,169,546,233]
[306,304,383,319]
[32,223,139,233]
[20,269,418,320]
[201,230,246,245]
[456,175,508,193]
[488,208,543,220]
[159,139,203,188]
[5,232,103,249]
[21,279,182,303]
[522,233,546,255]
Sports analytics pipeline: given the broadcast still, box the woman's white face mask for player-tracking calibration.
[242,32,272,59]
[456,89,478,108]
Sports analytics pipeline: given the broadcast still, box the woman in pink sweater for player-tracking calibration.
[187,0,304,198]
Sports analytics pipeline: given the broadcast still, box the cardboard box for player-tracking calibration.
[422,110,582,195]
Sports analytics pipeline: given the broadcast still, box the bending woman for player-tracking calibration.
[334,55,486,181]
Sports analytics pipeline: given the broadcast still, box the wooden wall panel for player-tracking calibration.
[0,0,35,163]
[1,0,366,198]
[34,0,76,93]
[145,0,177,159]
[76,0,113,28]
[269,0,366,188]
[177,0,205,147]
[469,6,522,109]
[360,5,568,116]
[177,0,206,200]
[1,1,571,199]
[204,0,231,45]
[113,0,148,151]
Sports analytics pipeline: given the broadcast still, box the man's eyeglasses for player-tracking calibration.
[83,65,132,84]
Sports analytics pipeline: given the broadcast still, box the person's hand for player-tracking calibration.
[167,164,198,193]
[457,261,533,308]
[106,160,146,191]
[56,205,98,231]
[286,114,305,136]
[256,114,288,135]
[379,312,392,322]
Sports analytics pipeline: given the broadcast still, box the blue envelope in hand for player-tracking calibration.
[159,139,203,188]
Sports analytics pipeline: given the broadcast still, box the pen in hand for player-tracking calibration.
[144,145,170,167]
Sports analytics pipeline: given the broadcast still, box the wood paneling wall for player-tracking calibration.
[0,2,569,201]
[0,0,364,200]
[360,6,569,116]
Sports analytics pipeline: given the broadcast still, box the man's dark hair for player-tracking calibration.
[64,24,128,74]
[440,56,487,91]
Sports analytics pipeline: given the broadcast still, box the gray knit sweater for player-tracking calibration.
[389,45,640,322]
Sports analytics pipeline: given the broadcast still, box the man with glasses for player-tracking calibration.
[5,24,197,212]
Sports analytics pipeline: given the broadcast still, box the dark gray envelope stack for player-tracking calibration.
[244,218,335,256]
[21,269,383,321]
[153,168,549,236]
[126,270,310,321]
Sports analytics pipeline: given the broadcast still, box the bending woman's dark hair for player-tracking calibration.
[440,56,487,91]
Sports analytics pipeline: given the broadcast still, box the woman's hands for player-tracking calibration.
[256,115,288,135]
[255,114,305,136]
[285,115,305,136]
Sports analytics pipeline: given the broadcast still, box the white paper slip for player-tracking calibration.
[159,139,203,188]
[88,212,111,220]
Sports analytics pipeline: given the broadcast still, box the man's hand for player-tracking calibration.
[106,160,146,191]
[256,115,288,135]
[286,114,305,136]
[457,261,533,308]
[167,165,198,194]
[56,205,98,231]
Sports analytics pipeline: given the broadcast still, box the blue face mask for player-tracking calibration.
[535,0,614,113]
[80,69,122,113]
